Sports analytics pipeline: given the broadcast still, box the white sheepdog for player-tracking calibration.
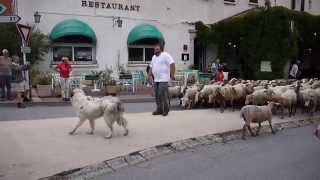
[69,88,129,139]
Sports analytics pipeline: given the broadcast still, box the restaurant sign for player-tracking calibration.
[81,0,141,12]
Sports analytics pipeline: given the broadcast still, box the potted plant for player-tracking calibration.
[35,72,52,97]
[100,66,119,96]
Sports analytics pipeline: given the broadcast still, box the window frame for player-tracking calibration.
[51,43,96,65]
[224,0,237,5]
[128,45,155,64]
[249,0,259,6]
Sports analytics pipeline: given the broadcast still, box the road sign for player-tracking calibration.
[21,46,31,54]
[0,15,21,23]
[16,23,32,45]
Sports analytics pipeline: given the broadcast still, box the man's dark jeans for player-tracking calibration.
[154,82,169,114]
[0,75,11,99]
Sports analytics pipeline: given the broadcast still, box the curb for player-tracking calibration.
[39,116,320,180]
[0,97,155,107]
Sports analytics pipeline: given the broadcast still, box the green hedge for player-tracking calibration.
[196,7,320,80]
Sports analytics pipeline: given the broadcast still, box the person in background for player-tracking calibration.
[289,60,300,79]
[0,49,13,101]
[146,64,153,86]
[211,58,221,80]
[11,56,28,108]
[55,57,72,101]
[149,42,175,116]
[215,67,224,83]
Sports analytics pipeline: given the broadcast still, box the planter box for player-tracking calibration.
[106,85,120,96]
[37,84,52,97]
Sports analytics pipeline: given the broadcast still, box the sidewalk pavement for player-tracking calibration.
[0,109,316,180]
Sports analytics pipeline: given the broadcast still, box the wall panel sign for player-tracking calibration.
[81,0,141,12]
[260,61,272,72]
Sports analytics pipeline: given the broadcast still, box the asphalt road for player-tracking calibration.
[93,125,320,180]
[0,101,185,121]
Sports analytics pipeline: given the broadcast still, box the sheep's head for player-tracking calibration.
[245,94,253,105]
[267,101,281,110]
[245,84,254,94]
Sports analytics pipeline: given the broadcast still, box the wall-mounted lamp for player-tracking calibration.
[34,11,41,24]
[113,17,123,28]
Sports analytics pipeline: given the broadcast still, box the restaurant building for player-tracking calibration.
[12,0,320,75]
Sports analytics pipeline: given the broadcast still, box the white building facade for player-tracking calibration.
[15,0,320,74]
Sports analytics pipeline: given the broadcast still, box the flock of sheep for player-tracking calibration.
[169,78,320,138]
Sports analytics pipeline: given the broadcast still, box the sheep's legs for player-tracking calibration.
[268,120,276,134]
[256,122,262,136]
[242,124,255,140]
[87,120,95,135]
[247,125,255,136]
[242,125,247,140]
[280,105,285,119]
[220,100,225,113]
[69,117,86,135]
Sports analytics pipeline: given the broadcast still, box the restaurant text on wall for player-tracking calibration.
[81,0,141,12]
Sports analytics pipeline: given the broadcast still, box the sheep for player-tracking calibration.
[232,83,249,107]
[245,89,274,106]
[272,88,297,118]
[181,85,200,109]
[311,80,320,89]
[240,101,280,139]
[299,88,318,116]
[168,86,183,106]
[216,84,235,113]
[195,84,220,106]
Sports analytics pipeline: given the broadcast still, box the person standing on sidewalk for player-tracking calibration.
[0,49,13,101]
[289,60,301,79]
[55,57,72,101]
[11,56,28,108]
[149,43,175,116]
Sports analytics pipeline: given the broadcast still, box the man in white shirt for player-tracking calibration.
[149,43,175,116]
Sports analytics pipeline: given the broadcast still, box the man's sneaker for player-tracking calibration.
[152,111,162,115]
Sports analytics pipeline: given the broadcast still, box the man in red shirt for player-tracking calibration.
[55,57,72,101]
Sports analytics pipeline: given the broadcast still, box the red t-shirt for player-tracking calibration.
[215,71,224,82]
[57,63,72,78]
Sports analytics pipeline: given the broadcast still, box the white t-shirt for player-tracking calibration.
[150,52,174,82]
[289,64,298,78]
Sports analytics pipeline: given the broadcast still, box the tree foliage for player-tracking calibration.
[0,24,49,66]
[196,6,319,79]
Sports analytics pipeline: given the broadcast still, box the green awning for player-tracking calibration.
[50,19,96,42]
[127,24,164,45]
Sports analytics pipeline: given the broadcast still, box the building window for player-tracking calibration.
[53,46,72,62]
[128,46,155,64]
[291,0,296,9]
[224,0,236,5]
[74,47,93,62]
[249,0,258,4]
[52,44,96,65]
